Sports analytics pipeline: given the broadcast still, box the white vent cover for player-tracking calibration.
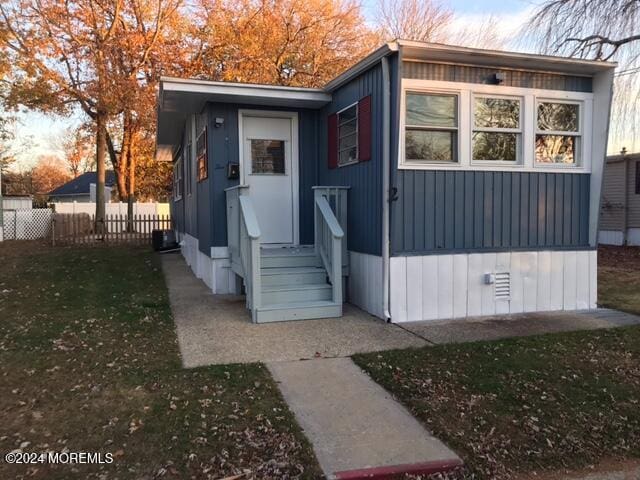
[494,272,511,300]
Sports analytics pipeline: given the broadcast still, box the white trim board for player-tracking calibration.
[398,78,594,174]
[181,235,240,294]
[348,251,384,319]
[389,250,597,323]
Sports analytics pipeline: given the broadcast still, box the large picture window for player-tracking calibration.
[535,101,581,165]
[399,81,592,172]
[405,92,458,163]
[472,96,521,163]
[337,104,358,166]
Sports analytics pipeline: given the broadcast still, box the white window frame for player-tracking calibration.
[534,98,583,168]
[398,78,593,173]
[185,138,193,196]
[173,155,183,201]
[404,90,460,165]
[471,94,523,166]
[337,102,359,167]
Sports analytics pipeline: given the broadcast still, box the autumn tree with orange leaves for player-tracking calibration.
[0,0,186,228]
[192,0,378,86]
[1,0,378,224]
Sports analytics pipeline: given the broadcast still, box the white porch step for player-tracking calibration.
[255,300,342,323]
[261,248,321,268]
[262,283,332,304]
[260,266,328,286]
[248,246,340,323]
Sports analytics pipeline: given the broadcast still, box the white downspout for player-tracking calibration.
[381,55,391,321]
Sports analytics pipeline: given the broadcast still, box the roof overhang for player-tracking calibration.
[397,40,617,76]
[156,78,332,158]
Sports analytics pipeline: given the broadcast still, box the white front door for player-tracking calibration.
[241,113,297,245]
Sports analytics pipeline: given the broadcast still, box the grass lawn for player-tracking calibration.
[354,246,640,479]
[598,246,640,315]
[0,242,321,479]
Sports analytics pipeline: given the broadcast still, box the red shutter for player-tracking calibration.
[358,95,372,162]
[328,113,338,169]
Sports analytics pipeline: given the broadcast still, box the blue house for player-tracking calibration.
[156,40,616,323]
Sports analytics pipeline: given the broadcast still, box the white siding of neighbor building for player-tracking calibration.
[52,202,170,216]
[599,156,640,244]
[390,249,597,323]
[599,230,624,245]
[2,197,32,210]
[628,161,640,227]
[600,161,625,230]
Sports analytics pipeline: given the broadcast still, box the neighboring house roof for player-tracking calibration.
[607,152,640,164]
[49,171,117,196]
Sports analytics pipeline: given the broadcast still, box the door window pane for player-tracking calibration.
[473,132,518,162]
[535,135,577,164]
[537,102,579,132]
[474,97,520,129]
[406,129,456,163]
[406,93,456,127]
[251,139,285,174]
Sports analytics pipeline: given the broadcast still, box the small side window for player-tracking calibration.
[185,140,192,196]
[196,127,208,182]
[173,156,183,201]
[636,161,640,194]
[337,104,358,166]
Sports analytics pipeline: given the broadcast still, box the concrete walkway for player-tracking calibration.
[402,309,640,345]
[268,358,461,479]
[161,253,426,366]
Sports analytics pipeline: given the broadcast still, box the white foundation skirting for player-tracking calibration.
[599,230,624,245]
[599,228,640,246]
[390,249,597,323]
[180,233,239,294]
[348,251,384,319]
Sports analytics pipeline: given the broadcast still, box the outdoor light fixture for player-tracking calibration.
[491,72,506,85]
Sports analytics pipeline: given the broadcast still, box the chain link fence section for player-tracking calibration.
[2,209,53,240]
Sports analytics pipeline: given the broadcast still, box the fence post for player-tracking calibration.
[51,215,56,246]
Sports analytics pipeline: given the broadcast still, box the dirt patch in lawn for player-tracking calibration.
[0,243,321,479]
[354,326,640,479]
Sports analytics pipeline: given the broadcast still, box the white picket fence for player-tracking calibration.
[52,213,172,246]
[2,209,54,240]
[0,207,172,246]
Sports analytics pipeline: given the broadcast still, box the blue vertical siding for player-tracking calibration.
[402,62,593,92]
[318,59,395,256]
[391,171,591,255]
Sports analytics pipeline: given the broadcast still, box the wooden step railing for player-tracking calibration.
[225,185,261,322]
[313,187,348,305]
[313,187,349,275]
